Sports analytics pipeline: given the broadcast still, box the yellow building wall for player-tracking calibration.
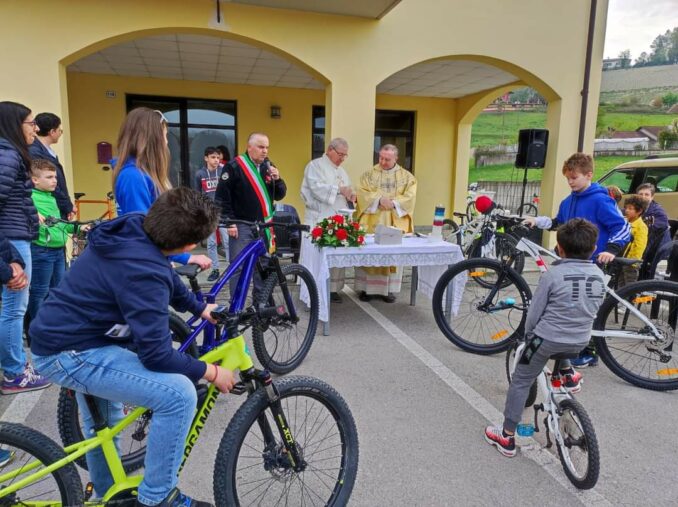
[67,72,323,218]
[0,0,609,227]
[375,95,457,223]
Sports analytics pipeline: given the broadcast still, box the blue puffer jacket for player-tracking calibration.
[0,138,38,241]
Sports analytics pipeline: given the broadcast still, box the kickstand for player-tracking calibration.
[543,416,553,448]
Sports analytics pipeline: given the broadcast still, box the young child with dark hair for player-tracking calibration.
[30,187,235,507]
[194,146,229,281]
[618,195,648,287]
[485,218,606,458]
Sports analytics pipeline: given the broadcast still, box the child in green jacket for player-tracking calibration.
[27,159,79,321]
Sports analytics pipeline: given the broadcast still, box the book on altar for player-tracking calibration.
[375,225,402,245]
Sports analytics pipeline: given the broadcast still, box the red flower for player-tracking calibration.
[333,214,344,224]
[357,235,365,244]
[352,222,360,230]
[311,227,323,239]
[336,228,348,241]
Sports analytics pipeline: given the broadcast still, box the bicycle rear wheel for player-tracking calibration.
[442,218,460,245]
[56,314,195,471]
[252,263,319,374]
[0,422,84,505]
[213,376,359,506]
[593,279,678,391]
[555,399,600,490]
[432,258,531,354]
[518,203,538,217]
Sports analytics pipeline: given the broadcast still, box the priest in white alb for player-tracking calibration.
[300,137,356,303]
[355,144,417,303]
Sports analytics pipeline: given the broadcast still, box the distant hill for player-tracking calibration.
[601,65,678,92]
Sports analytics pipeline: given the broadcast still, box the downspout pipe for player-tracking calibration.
[577,0,597,152]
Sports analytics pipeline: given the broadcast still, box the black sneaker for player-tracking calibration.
[358,291,372,302]
[484,426,516,457]
[381,293,396,303]
[330,291,343,303]
[136,488,214,507]
[206,269,220,282]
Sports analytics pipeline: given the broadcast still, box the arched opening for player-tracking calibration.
[60,29,330,216]
[375,55,561,221]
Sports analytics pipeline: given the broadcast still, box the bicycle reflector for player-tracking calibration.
[475,195,495,214]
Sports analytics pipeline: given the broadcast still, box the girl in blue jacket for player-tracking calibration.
[112,107,210,269]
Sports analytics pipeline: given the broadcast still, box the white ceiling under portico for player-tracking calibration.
[68,34,520,98]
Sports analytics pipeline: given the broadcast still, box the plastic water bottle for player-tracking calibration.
[430,204,445,240]
[516,423,534,437]
[497,297,516,308]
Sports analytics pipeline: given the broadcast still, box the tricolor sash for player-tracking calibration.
[234,154,276,252]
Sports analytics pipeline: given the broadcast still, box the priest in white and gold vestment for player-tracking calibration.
[355,144,417,302]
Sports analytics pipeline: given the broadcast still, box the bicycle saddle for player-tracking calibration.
[175,265,201,278]
[74,192,86,200]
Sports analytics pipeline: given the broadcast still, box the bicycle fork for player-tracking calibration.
[241,368,306,473]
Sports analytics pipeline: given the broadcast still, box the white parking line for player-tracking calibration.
[344,287,612,507]
[0,389,43,423]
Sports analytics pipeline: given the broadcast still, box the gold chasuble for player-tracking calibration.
[354,164,417,296]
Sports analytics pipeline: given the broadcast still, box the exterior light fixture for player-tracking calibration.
[270,105,281,119]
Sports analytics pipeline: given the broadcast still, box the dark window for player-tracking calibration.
[127,95,237,188]
[311,107,415,171]
[644,166,678,193]
[598,168,636,194]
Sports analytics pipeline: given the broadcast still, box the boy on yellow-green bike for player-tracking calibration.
[29,188,233,507]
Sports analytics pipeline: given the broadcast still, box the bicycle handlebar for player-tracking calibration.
[220,219,310,232]
[43,217,101,227]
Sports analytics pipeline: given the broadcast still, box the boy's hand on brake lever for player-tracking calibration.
[202,303,219,324]
[597,252,615,265]
[522,216,537,228]
[203,364,236,393]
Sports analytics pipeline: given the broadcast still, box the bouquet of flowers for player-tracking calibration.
[311,214,366,247]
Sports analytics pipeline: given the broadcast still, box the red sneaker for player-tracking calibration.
[484,426,516,457]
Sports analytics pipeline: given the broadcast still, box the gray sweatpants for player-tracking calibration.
[503,337,588,432]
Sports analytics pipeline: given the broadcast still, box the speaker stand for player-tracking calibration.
[518,165,528,217]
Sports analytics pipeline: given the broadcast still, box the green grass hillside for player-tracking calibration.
[471,111,677,148]
[468,155,638,183]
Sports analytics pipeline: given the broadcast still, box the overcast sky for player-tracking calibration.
[604,0,678,60]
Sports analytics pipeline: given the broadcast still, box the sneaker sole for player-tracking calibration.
[484,434,517,458]
[1,383,52,395]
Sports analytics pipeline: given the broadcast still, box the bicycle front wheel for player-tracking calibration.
[253,263,319,374]
[593,279,678,391]
[555,399,600,490]
[213,376,359,506]
[0,422,84,505]
[442,218,460,245]
[432,258,531,354]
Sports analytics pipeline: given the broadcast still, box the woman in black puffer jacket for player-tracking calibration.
[0,101,50,394]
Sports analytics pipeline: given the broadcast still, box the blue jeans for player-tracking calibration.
[33,346,197,505]
[0,240,31,377]
[27,245,65,321]
[207,227,229,269]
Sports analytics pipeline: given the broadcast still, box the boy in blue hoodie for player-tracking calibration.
[525,152,631,367]
[30,188,235,507]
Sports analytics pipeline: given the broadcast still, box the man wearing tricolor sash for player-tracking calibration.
[355,144,417,303]
[215,133,287,296]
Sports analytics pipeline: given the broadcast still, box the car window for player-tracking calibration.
[599,168,635,193]
[645,166,678,193]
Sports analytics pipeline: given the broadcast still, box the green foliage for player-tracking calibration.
[634,27,678,67]
[659,130,678,149]
[662,92,678,107]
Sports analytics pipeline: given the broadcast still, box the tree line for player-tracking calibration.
[616,26,678,68]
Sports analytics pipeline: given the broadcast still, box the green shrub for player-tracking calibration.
[662,92,678,107]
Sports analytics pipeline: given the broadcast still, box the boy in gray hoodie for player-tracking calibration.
[484,218,606,457]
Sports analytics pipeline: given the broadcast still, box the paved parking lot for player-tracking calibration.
[2,261,677,506]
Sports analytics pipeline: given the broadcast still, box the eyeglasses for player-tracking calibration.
[23,121,37,127]
[154,110,169,124]
[332,147,349,159]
